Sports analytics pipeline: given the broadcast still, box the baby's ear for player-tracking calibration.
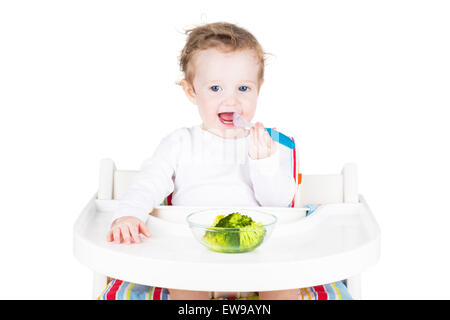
[180,79,196,104]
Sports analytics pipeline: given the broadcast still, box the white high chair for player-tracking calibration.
[73,159,380,300]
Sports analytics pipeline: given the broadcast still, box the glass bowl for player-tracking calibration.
[186,208,277,253]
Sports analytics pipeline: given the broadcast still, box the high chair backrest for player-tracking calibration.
[98,159,358,206]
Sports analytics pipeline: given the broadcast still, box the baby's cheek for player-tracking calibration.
[198,103,217,122]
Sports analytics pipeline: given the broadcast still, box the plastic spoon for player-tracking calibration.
[233,113,295,149]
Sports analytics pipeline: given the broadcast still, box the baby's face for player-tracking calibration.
[185,48,261,138]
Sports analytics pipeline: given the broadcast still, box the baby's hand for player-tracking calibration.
[106,216,151,244]
[248,122,278,160]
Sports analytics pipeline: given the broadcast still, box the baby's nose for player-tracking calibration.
[222,94,239,106]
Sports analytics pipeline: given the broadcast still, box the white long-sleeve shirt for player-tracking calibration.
[113,125,297,223]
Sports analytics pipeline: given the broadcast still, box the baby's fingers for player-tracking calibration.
[106,229,114,242]
[111,226,122,243]
[254,121,264,129]
[255,122,271,142]
[129,224,142,243]
[139,221,152,238]
[120,225,132,244]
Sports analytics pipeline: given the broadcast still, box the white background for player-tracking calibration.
[1,0,449,299]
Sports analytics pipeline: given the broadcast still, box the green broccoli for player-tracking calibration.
[214,212,254,228]
[202,212,266,253]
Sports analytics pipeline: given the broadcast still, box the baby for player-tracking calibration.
[106,22,298,300]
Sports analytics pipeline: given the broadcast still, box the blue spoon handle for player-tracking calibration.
[265,128,295,149]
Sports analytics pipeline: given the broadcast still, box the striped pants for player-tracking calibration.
[98,279,352,300]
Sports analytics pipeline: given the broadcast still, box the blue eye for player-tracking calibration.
[210,85,221,92]
[239,86,249,92]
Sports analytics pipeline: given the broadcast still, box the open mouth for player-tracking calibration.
[218,112,235,126]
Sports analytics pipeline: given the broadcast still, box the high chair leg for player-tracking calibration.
[93,272,108,299]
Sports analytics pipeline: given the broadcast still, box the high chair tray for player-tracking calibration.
[73,196,380,292]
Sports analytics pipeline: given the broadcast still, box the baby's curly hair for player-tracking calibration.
[179,22,266,87]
